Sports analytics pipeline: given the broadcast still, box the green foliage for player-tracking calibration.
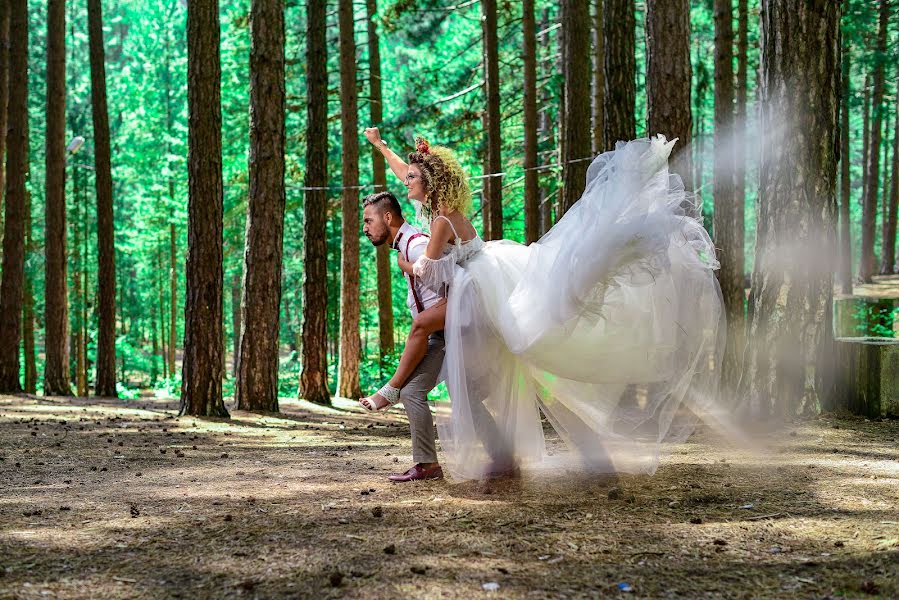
[16,0,898,400]
[852,304,899,338]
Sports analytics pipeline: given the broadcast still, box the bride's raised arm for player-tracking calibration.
[364,127,409,183]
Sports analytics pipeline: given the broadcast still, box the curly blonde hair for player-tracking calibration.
[407,137,472,217]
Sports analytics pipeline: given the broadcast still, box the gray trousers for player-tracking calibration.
[399,332,445,464]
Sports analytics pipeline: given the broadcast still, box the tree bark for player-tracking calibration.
[156,246,168,381]
[23,181,34,394]
[88,0,118,397]
[740,0,840,418]
[230,273,240,377]
[862,76,870,206]
[366,0,394,360]
[602,0,635,150]
[482,0,503,240]
[646,0,692,190]
[839,30,853,293]
[299,0,331,405]
[169,221,177,378]
[712,0,741,392]
[337,0,361,400]
[180,0,228,417]
[44,0,71,396]
[561,0,591,215]
[72,165,87,395]
[592,0,604,155]
[523,0,539,243]
[0,0,27,393]
[859,0,888,282]
[882,85,899,274]
[0,0,9,221]
[734,0,748,204]
[235,0,286,412]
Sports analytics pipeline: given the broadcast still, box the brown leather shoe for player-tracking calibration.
[388,463,444,483]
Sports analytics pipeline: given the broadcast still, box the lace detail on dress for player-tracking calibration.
[412,216,485,293]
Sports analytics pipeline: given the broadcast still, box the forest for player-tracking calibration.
[0,0,895,412]
[0,0,897,598]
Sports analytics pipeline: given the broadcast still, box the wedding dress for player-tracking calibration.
[412,136,730,480]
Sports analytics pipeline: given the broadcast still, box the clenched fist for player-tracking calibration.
[363,127,384,146]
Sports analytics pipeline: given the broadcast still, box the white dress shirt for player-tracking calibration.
[393,221,442,317]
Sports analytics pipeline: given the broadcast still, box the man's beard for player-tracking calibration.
[366,232,387,246]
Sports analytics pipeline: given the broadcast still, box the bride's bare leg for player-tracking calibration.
[389,301,446,388]
[360,300,447,411]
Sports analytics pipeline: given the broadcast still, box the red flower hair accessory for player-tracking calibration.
[415,136,431,154]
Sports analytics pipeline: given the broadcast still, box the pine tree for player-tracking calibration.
[44,0,72,396]
[859,0,889,282]
[712,0,742,391]
[87,0,118,397]
[299,0,331,405]
[180,0,228,417]
[740,0,840,417]
[235,0,286,412]
[646,0,692,189]
[482,0,503,240]
[602,0,635,150]
[523,0,539,244]
[561,0,591,215]
[366,0,394,359]
[0,0,28,393]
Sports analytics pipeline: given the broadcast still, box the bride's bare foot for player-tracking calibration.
[359,393,392,412]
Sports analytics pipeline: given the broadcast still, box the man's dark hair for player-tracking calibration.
[362,191,403,219]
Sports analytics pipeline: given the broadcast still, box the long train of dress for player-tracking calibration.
[425,136,733,480]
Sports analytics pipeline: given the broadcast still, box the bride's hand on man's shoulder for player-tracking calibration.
[363,127,382,145]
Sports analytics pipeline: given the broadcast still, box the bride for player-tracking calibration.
[370,130,729,480]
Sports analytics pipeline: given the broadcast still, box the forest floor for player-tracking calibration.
[0,394,897,599]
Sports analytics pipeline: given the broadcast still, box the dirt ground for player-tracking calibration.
[0,394,896,599]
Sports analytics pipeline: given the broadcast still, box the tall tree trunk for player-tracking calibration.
[157,246,168,381]
[523,0,539,243]
[862,76,870,206]
[169,221,177,378]
[839,30,853,294]
[180,0,228,417]
[150,286,159,383]
[366,0,394,360]
[538,7,553,236]
[592,0,604,154]
[299,0,330,405]
[883,89,899,274]
[44,0,71,396]
[337,0,361,400]
[231,273,240,377]
[236,0,286,412]
[560,0,591,215]
[0,0,27,393]
[23,183,34,394]
[0,0,9,220]
[87,0,117,397]
[482,0,503,240]
[740,0,840,418]
[602,0,635,150]
[72,166,86,395]
[859,2,887,282]
[646,0,692,190]
[712,0,741,391]
[734,0,748,208]
[694,49,709,192]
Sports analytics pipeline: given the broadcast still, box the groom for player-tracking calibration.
[362,191,445,482]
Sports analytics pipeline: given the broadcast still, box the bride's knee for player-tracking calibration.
[409,319,429,340]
